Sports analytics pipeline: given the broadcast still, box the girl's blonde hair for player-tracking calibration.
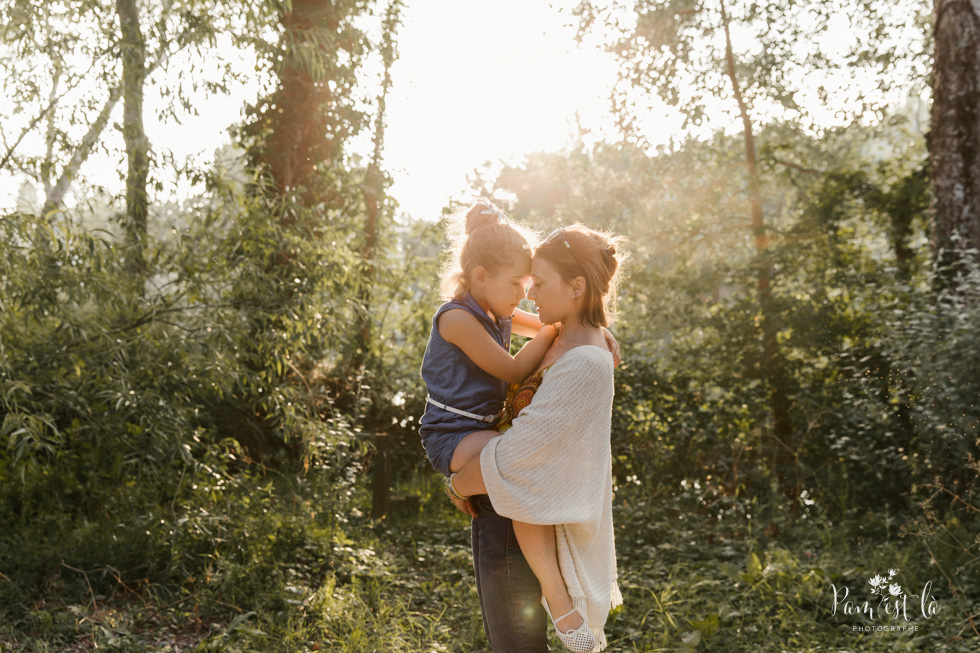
[440,199,536,300]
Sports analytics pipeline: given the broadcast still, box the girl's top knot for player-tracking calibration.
[441,200,536,301]
[465,200,504,235]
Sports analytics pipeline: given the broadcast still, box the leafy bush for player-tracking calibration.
[0,162,371,615]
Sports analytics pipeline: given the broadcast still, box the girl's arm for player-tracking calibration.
[513,308,622,366]
[511,307,546,338]
[438,310,558,384]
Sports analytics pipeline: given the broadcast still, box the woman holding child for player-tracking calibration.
[419,201,624,652]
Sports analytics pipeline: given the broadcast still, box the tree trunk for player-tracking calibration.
[363,1,401,517]
[42,64,63,196]
[246,0,346,205]
[930,0,980,270]
[116,0,149,277]
[371,432,392,518]
[354,0,400,369]
[42,84,123,214]
[719,0,795,500]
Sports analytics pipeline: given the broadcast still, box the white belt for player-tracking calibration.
[426,395,497,423]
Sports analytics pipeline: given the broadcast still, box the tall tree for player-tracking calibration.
[716,0,792,482]
[0,1,269,217]
[573,0,929,499]
[361,0,402,519]
[356,0,401,367]
[244,0,369,206]
[930,0,980,268]
[116,0,149,275]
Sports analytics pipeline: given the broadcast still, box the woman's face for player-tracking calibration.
[527,255,576,325]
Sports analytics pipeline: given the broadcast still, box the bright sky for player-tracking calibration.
[0,1,625,222]
[0,2,923,220]
[382,0,621,220]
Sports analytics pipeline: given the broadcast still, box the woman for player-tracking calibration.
[449,223,625,652]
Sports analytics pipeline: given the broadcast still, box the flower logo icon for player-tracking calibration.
[868,571,907,598]
[869,575,887,594]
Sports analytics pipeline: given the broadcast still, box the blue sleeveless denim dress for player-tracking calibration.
[419,293,512,476]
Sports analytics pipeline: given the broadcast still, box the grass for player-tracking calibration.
[1,473,977,652]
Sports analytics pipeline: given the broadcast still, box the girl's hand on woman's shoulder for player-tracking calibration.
[601,327,621,367]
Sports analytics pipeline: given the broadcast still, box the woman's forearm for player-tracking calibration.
[454,451,488,497]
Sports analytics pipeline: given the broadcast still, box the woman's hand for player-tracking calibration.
[446,472,477,517]
[449,494,476,518]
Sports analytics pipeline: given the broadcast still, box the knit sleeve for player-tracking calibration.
[479,346,614,526]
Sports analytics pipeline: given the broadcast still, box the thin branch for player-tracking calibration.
[769,156,822,175]
[131,593,198,630]
[966,610,980,638]
[0,52,109,174]
[42,85,124,212]
[42,64,62,195]
[60,562,99,610]
[102,565,149,607]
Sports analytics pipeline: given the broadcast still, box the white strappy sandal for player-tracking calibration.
[541,596,596,653]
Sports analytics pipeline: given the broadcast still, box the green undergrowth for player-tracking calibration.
[1,474,977,652]
[605,487,977,652]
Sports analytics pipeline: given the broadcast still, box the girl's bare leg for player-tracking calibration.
[450,433,582,631]
[512,521,584,633]
[449,429,500,473]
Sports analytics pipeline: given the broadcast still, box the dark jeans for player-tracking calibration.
[471,494,549,652]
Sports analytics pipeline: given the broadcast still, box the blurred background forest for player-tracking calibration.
[1,0,978,651]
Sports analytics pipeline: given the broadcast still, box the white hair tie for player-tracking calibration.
[479,202,502,221]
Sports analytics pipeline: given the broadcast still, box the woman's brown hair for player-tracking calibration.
[534,223,625,328]
[440,200,536,300]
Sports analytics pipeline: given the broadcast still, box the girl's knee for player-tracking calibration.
[450,430,499,472]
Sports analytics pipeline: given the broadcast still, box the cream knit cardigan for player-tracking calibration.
[480,345,622,652]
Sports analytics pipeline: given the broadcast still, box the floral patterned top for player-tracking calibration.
[497,364,552,432]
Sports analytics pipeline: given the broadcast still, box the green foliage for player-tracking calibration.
[0,1,435,646]
[1,2,978,651]
[481,102,980,644]
[6,472,975,652]
[574,0,930,137]
[0,154,375,612]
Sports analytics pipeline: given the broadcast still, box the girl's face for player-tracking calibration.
[527,256,576,325]
[479,259,530,319]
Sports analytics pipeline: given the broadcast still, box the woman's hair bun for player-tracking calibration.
[604,244,617,270]
[465,199,502,235]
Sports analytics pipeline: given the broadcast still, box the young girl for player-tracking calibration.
[419,200,614,652]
